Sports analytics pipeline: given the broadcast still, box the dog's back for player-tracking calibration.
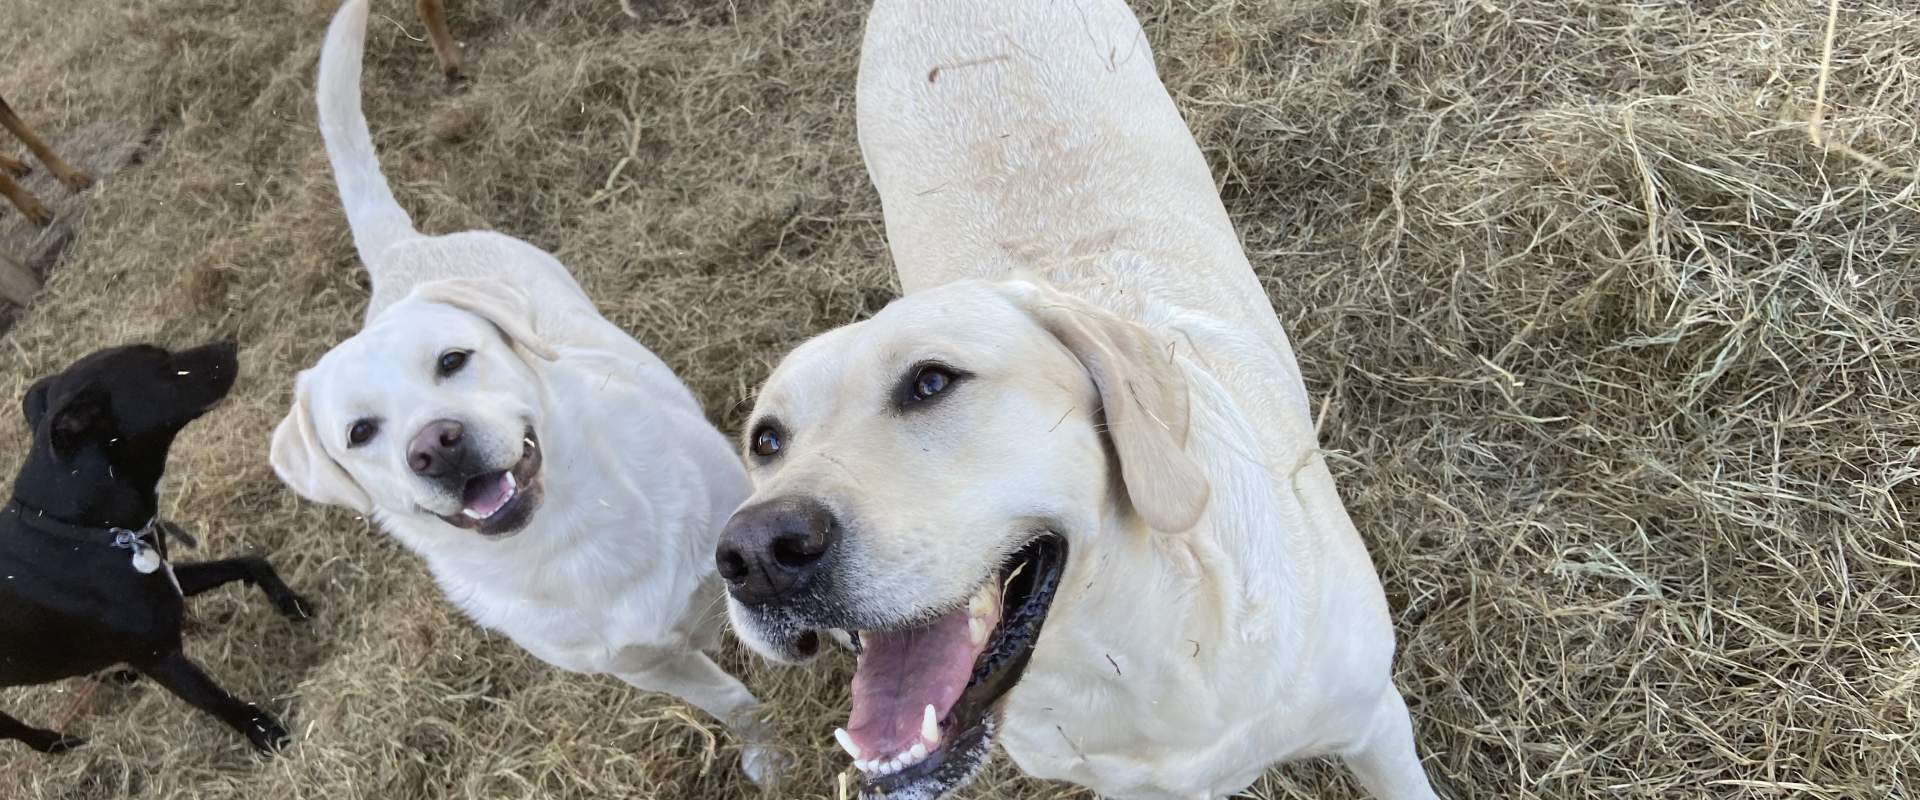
[856,1,1275,333]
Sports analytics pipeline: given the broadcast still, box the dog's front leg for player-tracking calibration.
[1340,688,1441,800]
[134,650,290,754]
[613,649,785,787]
[172,557,316,620]
[0,708,85,754]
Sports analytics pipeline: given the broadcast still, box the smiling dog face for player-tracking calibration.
[716,279,1208,799]
[271,279,558,537]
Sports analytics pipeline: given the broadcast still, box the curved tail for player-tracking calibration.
[317,0,417,267]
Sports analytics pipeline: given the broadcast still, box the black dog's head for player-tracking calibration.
[14,342,239,524]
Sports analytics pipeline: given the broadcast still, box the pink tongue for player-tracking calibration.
[846,605,992,758]
[463,472,513,518]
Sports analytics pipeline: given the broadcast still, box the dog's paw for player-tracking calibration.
[739,743,791,789]
[244,709,292,754]
[99,669,143,687]
[274,592,318,621]
[28,732,87,754]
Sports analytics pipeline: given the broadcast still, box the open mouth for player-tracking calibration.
[436,429,544,536]
[831,534,1067,799]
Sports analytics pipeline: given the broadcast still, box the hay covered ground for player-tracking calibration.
[1,0,1916,797]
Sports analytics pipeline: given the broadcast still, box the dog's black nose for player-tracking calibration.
[408,419,467,476]
[717,496,836,606]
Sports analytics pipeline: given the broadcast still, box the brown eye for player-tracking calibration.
[750,424,783,458]
[436,350,470,378]
[348,419,379,447]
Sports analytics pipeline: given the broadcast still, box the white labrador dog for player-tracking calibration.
[271,0,777,783]
[713,1,1441,798]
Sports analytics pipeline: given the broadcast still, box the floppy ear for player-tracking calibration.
[21,376,51,428]
[270,373,374,514]
[36,385,110,458]
[409,278,559,361]
[1004,281,1211,532]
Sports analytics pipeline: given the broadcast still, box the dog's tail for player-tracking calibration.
[317,0,417,266]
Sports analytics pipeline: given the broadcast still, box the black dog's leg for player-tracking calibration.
[0,709,85,754]
[172,557,315,620]
[135,650,290,754]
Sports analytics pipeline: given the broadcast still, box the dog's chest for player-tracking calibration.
[464,590,613,671]
[424,546,690,675]
[0,530,184,678]
[994,621,1282,798]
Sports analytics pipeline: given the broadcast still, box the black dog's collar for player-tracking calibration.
[4,500,196,594]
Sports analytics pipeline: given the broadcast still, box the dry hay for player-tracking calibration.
[0,0,1915,798]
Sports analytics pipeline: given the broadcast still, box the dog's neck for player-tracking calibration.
[1000,361,1325,788]
[11,436,170,529]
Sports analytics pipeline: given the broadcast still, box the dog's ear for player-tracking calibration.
[1003,281,1210,532]
[411,279,559,362]
[270,372,374,514]
[22,376,52,428]
[48,389,111,457]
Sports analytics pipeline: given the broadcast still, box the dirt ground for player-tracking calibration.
[1,0,1916,798]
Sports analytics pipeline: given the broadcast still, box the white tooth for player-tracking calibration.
[855,759,872,773]
[908,742,928,762]
[887,757,904,774]
[461,508,484,520]
[505,471,517,489]
[969,616,988,645]
[834,728,862,761]
[922,704,941,744]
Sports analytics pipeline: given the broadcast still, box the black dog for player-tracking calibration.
[0,342,312,754]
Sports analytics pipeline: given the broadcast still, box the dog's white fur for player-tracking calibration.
[272,0,776,782]
[730,1,1440,797]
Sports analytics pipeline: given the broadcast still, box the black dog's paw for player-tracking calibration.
[31,733,87,754]
[100,669,143,687]
[244,709,291,754]
[273,592,318,621]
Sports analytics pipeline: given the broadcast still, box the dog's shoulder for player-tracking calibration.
[0,519,185,655]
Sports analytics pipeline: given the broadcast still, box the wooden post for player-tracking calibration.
[0,94,91,192]
[0,168,51,225]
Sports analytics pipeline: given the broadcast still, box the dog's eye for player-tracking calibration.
[909,366,955,402]
[347,419,379,447]
[749,424,783,459]
[436,349,470,378]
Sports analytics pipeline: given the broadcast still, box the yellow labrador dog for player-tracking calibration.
[271,0,778,783]
[713,1,1441,798]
